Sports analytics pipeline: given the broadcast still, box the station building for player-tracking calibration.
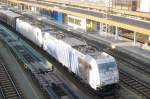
[48,0,150,12]
[1,0,150,43]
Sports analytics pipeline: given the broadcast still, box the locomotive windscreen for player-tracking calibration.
[98,62,117,73]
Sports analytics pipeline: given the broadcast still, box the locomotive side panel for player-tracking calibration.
[78,57,91,83]
[16,18,43,47]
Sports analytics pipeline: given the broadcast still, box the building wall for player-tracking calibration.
[86,20,98,32]
[112,0,138,11]
[54,0,144,12]
[66,15,87,31]
[52,11,65,24]
[140,0,150,12]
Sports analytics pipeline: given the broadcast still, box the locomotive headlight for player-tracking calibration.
[101,81,106,86]
[114,77,119,82]
[38,18,42,21]
[111,44,116,49]
[144,42,148,46]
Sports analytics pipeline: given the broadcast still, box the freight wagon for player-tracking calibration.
[0,10,21,29]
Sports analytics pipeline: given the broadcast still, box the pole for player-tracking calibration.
[148,35,150,41]
[133,32,136,46]
[100,23,103,35]
[115,26,119,40]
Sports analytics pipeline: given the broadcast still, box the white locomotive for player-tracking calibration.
[0,9,119,91]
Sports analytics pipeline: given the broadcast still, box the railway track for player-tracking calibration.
[104,49,150,77]
[120,70,150,99]
[0,59,24,99]
[102,96,119,99]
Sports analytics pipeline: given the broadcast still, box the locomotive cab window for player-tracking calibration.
[98,62,117,73]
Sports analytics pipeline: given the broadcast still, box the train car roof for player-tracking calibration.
[19,16,51,30]
[0,10,21,18]
[62,37,86,47]
[88,52,111,60]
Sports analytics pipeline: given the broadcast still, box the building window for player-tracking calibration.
[68,17,81,26]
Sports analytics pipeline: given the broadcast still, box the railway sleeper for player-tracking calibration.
[0,78,10,81]
[5,93,18,97]
[130,82,139,85]
[9,97,21,99]
[0,75,8,78]
[0,69,5,72]
[143,92,150,97]
[143,91,150,95]
[3,90,16,94]
[136,86,147,90]
[2,84,14,87]
[0,73,8,75]
[132,88,150,98]
[133,84,143,88]
[123,80,135,85]
[0,84,12,88]
[0,72,8,78]
[3,88,15,91]
[1,82,13,85]
[146,91,150,94]
[0,78,8,81]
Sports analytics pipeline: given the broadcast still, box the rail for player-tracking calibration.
[59,84,80,99]
[120,70,150,99]
[104,49,150,78]
[0,59,24,99]
[45,86,60,99]
[0,85,5,99]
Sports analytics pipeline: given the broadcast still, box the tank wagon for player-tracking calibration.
[0,9,119,93]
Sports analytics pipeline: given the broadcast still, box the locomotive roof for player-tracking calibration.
[88,52,111,60]
[19,16,51,29]
[62,37,86,47]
